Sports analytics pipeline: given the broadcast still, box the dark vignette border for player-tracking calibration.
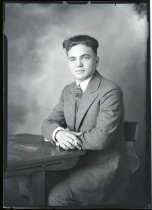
[2,0,151,209]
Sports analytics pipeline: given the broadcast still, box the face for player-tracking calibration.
[67,44,99,82]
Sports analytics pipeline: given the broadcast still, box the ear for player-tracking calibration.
[96,56,99,68]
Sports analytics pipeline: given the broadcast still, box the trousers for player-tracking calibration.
[45,170,129,207]
[4,169,129,207]
[45,170,78,206]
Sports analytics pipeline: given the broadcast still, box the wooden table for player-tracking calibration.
[4,134,85,206]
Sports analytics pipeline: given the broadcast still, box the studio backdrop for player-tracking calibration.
[4,2,149,207]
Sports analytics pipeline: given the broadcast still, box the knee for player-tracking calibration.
[48,191,59,206]
[47,179,72,206]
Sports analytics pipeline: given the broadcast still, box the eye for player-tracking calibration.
[69,57,76,62]
[83,55,90,60]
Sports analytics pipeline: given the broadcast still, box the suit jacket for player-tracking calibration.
[42,70,130,205]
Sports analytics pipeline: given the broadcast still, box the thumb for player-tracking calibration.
[75,132,83,136]
[71,131,83,136]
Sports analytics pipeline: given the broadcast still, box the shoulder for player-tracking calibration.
[97,75,124,105]
[61,81,76,94]
[98,74,123,96]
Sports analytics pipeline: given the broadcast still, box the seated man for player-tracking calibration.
[42,35,130,206]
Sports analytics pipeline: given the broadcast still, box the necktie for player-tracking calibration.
[75,84,83,112]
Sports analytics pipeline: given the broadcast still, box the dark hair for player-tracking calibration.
[63,35,99,55]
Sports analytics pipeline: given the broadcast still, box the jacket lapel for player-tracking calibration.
[75,71,101,131]
[64,82,77,131]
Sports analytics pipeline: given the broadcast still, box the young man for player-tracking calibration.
[42,35,129,206]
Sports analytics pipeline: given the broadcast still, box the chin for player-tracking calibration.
[75,75,85,81]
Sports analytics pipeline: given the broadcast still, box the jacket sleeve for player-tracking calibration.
[41,88,67,143]
[80,88,124,150]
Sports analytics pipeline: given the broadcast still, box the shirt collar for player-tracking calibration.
[76,75,93,92]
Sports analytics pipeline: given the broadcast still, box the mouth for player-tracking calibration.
[75,70,85,74]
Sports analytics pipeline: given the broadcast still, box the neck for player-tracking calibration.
[76,70,96,83]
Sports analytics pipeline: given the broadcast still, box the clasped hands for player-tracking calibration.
[56,130,83,150]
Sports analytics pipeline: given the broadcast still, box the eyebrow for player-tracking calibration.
[68,54,90,58]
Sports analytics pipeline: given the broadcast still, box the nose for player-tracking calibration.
[76,58,83,67]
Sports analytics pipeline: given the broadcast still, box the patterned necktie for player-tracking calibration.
[75,84,83,112]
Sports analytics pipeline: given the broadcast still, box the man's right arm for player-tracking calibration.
[41,87,82,150]
[41,88,67,144]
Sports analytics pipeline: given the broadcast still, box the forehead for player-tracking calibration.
[67,44,95,57]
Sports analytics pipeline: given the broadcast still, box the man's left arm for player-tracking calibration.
[79,88,124,150]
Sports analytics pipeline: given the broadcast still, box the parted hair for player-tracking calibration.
[63,35,99,55]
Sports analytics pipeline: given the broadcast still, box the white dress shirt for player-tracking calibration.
[75,76,92,92]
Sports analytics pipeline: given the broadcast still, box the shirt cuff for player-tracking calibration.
[52,127,65,141]
[43,127,64,146]
[44,138,50,142]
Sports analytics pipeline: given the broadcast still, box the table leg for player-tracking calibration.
[29,171,45,206]
[18,175,30,198]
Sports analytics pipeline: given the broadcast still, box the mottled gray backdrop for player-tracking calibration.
[4,2,148,205]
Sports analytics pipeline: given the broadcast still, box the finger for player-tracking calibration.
[59,143,69,150]
[71,131,83,136]
[74,143,82,150]
[67,138,76,146]
[74,141,82,150]
[68,134,82,146]
[65,141,75,150]
[67,133,77,141]
[68,138,82,150]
